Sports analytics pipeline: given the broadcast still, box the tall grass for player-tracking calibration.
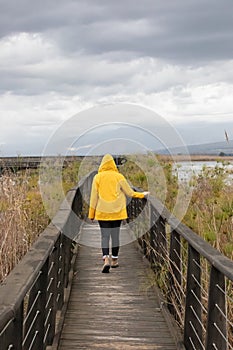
[0,159,81,282]
[183,163,233,259]
[0,170,49,281]
[121,153,233,259]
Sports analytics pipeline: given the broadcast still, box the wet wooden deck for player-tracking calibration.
[58,223,183,350]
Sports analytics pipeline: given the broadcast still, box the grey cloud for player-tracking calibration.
[0,0,104,38]
[1,0,233,64]
[1,0,233,156]
[0,48,146,96]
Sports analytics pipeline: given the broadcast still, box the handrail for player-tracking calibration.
[149,196,233,281]
[127,194,233,350]
[0,172,95,350]
[0,156,84,173]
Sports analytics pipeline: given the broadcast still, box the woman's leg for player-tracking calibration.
[110,220,121,258]
[98,221,112,273]
[98,221,111,258]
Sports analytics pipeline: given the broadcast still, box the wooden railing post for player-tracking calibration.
[157,216,167,262]
[13,303,24,350]
[1,303,24,350]
[45,245,59,345]
[56,235,65,311]
[149,208,167,267]
[206,266,227,350]
[184,245,202,349]
[23,258,48,350]
[168,229,182,318]
[149,207,159,266]
[63,236,73,288]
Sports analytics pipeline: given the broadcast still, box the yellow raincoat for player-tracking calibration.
[88,154,145,221]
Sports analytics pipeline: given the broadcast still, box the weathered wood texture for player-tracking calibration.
[58,223,180,350]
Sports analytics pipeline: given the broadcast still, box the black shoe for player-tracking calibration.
[102,257,110,273]
[102,264,110,273]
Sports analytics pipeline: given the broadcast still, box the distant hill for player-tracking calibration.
[158,140,233,156]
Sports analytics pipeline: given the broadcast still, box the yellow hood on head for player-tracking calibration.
[98,154,118,173]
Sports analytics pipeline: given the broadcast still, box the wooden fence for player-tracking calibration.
[127,194,233,350]
[0,173,95,350]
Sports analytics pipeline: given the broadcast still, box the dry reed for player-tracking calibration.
[0,170,49,282]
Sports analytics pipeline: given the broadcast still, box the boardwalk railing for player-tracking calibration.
[0,156,126,174]
[0,172,95,350]
[127,195,233,350]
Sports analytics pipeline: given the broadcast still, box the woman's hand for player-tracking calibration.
[143,191,150,198]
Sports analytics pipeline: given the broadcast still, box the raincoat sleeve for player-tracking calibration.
[88,176,99,219]
[119,176,145,198]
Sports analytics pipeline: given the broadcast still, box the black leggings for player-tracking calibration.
[98,220,122,258]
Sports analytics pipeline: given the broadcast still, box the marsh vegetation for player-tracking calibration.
[0,154,232,283]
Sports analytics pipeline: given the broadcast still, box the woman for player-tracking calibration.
[88,154,149,273]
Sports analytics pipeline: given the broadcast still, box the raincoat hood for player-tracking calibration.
[98,154,118,173]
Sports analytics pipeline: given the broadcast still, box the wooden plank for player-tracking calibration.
[58,223,182,350]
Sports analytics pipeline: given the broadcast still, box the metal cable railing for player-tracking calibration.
[127,195,233,350]
[0,173,95,350]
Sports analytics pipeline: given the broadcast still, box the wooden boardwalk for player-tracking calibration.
[58,223,182,350]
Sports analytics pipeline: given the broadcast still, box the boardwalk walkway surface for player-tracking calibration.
[58,223,181,350]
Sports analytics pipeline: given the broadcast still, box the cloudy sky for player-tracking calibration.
[1,0,233,155]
